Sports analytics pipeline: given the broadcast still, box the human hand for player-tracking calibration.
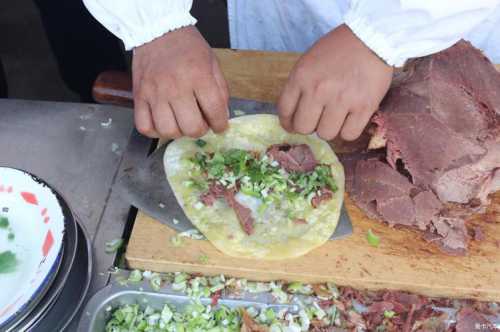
[278,24,393,141]
[132,26,229,138]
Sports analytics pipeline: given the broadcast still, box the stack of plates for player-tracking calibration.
[0,167,93,331]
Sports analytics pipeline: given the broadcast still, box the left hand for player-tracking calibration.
[278,24,394,141]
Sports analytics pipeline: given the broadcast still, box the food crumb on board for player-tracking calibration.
[367,229,380,247]
[111,143,121,154]
[100,118,113,127]
[105,238,124,254]
[172,218,179,225]
[233,109,246,116]
[79,126,86,131]
[198,254,209,264]
[158,203,166,209]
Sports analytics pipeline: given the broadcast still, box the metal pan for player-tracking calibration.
[77,284,299,332]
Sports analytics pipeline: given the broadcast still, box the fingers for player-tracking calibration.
[195,78,228,133]
[150,97,181,138]
[211,60,230,107]
[292,91,324,135]
[340,106,374,141]
[134,99,159,138]
[277,82,301,132]
[170,94,209,138]
[316,102,349,141]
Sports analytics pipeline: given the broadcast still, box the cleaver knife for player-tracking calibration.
[116,98,353,240]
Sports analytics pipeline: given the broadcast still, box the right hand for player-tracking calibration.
[132,26,229,138]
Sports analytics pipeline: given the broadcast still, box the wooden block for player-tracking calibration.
[126,58,500,301]
[126,193,500,301]
[214,49,300,103]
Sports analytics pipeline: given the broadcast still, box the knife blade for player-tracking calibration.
[117,98,353,240]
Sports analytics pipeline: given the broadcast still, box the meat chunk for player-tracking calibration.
[342,41,500,255]
[311,188,333,208]
[351,159,417,226]
[455,307,495,332]
[266,143,317,172]
[224,188,255,235]
[200,182,225,206]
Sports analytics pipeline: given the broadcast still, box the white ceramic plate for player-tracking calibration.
[0,167,65,328]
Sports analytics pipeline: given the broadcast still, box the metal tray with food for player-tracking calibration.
[77,282,299,332]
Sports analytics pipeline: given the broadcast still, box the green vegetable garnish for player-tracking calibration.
[149,273,163,291]
[189,148,338,210]
[171,235,183,247]
[8,232,14,241]
[0,217,9,229]
[367,229,380,247]
[195,139,207,148]
[198,254,209,264]
[105,238,124,254]
[128,269,143,283]
[0,251,18,273]
[384,310,396,318]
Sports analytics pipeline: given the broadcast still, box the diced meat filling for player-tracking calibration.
[223,188,255,235]
[201,183,255,235]
[198,143,335,235]
[199,182,225,206]
[266,143,317,172]
[311,188,333,208]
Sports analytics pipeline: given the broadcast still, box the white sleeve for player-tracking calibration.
[344,0,499,66]
[83,0,197,50]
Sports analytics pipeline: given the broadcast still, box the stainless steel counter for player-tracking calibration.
[0,98,153,330]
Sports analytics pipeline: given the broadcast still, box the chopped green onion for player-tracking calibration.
[178,229,205,240]
[195,139,207,148]
[105,238,124,254]
[384,310,396,319]
[128,269,143,283]
[287,282,313,295]
[233,109,246,116]
[150,273,163,291]
[171,235,183,247]
[367,229,380,247]
[7,232,14,241]
[198,254,209,264]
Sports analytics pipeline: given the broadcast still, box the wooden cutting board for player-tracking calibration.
[125,50,500,302]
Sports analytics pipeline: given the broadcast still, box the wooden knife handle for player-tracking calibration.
[92,70,133,108]
[92,49,301,107]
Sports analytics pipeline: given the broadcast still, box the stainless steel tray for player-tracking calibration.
[77,283,298,332]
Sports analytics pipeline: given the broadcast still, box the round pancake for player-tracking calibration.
[164,114,345,260]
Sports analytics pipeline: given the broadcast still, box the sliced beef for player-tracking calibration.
[343,41,500,255]
[351,159,418,227]
[434,140,500,204]
[413,191,442,231]
[223,188,254,235]
[311,188,333,208]
[200,182,225,206]
[455,307,495,332]
[377,111,486,187]
[266,143,317,173]
[201,183,255,235]
[427,217,469,255]
[293,218,308,225]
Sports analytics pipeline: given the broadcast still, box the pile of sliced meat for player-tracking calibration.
[342,41,500,255]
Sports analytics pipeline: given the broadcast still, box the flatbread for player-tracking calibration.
[164,114,345,260]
